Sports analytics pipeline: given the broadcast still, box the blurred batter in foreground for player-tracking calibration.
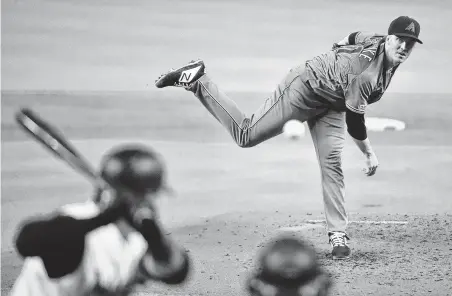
[155,16,423,260]
[10,144,190,296]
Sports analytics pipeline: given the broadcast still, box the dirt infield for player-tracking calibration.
[145,212,452,296]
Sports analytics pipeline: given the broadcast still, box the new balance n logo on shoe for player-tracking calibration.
[405,22,416,33]
[179,66,202,83]
[155,60,205,88]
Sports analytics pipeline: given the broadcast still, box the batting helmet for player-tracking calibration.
[99,144,170,195]
[247,235,332,296]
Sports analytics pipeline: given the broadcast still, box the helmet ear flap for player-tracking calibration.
[93,187,103,203]
[246,274,259,295]
[246,274,277,296]
[92,186,116,209]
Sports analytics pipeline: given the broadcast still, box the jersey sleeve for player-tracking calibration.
[351,32,385,45]
[346,109,367,140]
[345,73,372,114]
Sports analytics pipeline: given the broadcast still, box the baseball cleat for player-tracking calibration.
[155,60,205,89]
[328,231,351,260]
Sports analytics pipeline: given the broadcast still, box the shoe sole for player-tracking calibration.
[332,250,352,260]
[332,255,350,260]
[155,60,203,87]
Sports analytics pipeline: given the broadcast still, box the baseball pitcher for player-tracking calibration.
[154,16,423,259]
[9,144,190,296]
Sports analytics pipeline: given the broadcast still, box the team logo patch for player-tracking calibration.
[359,48,377,62]
[405,22,416,33]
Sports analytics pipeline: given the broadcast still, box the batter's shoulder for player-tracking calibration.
[60,201,100,219]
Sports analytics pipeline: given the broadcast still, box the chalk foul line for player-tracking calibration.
[278,220,408,231]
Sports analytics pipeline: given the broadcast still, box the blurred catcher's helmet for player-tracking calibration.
[247,235,332,296]
[98,144,171,198]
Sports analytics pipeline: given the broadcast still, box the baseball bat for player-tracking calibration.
[15,108,108,189]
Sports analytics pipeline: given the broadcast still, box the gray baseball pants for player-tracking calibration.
[187,65,348,233]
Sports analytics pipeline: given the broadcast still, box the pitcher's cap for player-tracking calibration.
[388,16,422,44]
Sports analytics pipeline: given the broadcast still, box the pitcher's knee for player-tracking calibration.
[236,137,258,148]
[233,126,260,148]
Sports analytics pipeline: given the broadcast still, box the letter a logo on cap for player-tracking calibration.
[405,22,416,33]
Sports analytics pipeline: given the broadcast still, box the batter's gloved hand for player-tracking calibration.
[94,186,157,228]
[364,151,379,176]
[126,197,158,227]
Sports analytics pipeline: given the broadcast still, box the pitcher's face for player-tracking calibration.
[385,35,416,65]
